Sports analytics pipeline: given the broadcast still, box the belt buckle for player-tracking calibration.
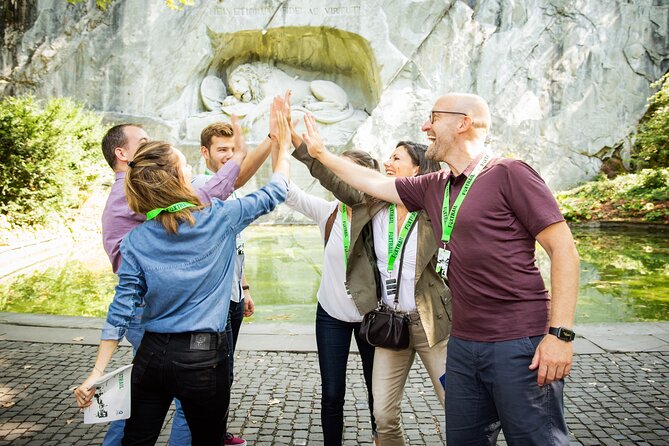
[190,333,212,350]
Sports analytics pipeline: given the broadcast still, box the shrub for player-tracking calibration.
[556,168,669,223]
[0,96,106,227]
[634,73,669,168]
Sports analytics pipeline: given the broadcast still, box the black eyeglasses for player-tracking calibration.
[430,110,467,123]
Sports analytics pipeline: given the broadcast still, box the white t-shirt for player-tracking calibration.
[372,206,418,312]
[284,182,363,322]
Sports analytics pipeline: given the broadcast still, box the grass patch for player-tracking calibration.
[0,261,117,318]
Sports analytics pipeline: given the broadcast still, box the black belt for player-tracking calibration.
[144,331,227,351]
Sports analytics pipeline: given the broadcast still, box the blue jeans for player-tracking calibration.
[102,313,144,446]
[445,335,569,446]
[169,298,245,446]
[124,331,230,446]
[226,298,245,383]
[316,303,376,446]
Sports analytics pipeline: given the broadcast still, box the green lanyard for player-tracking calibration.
[146,202,196,221]
[387,205,417,272]
[341,204,350,268]
[441,154,490,244]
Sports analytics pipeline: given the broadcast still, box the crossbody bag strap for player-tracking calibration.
[391,212,419,309]
[323,205,339,247]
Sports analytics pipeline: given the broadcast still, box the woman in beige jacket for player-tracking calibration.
[292,128,452,445]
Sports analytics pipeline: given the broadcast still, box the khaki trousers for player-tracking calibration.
[372,316,447,446]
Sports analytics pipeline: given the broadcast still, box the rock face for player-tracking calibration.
[1,0,667,191]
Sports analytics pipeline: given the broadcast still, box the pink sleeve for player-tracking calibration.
[197,160,241,204]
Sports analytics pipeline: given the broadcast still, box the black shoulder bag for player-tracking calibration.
[359,216,417,350]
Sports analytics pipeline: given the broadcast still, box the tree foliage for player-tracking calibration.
[634,72,669,168]
[0,96,106,227]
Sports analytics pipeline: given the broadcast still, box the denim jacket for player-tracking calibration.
[101,173,288,341]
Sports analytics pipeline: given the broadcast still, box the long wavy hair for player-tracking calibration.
[125,141,203,235]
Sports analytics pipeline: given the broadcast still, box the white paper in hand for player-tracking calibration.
[83,364,133,424]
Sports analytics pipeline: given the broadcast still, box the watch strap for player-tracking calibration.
[549,326,575,342]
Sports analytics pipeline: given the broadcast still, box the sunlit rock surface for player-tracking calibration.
[1,0,667,193]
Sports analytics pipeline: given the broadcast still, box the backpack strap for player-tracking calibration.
[323,205,339,247]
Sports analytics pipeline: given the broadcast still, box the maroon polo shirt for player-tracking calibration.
[396,154,564,342]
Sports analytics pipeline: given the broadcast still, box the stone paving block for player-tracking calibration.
[588,334,669,352]
[2,342,669,445]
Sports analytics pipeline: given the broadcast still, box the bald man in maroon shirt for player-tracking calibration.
[299,94,579,445]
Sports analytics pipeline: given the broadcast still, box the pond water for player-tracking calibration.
[243,225,668,325]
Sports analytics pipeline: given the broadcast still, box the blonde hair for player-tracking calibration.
[125,141,203,234]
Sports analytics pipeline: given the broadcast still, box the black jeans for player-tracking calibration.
[122,331,230,446]
[316,303,376,446]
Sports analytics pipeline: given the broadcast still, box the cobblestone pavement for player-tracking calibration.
[0,340,667,445]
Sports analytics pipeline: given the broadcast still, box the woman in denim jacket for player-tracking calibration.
[74,104,292,445]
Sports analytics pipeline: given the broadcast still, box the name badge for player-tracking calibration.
[436,248,451,279]
[386,278,397,296]
[236,234,244,255]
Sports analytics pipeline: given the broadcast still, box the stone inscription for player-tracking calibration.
[212,5,361,16]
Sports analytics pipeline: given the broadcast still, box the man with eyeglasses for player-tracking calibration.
[298,93,579,445]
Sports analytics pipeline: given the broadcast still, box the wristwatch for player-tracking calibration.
[548,326,575,342]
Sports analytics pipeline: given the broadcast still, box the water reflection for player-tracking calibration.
[243,226,321,323]
[567,225,668,323]
[244,225,668,324]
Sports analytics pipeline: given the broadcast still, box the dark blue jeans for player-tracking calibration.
[226,297,245,383]
[445,335,569,446]
[124,331,230,446]
[316,303,376,446]
[222,298,245,432]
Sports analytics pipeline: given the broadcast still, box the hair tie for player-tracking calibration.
[127,160,136,168]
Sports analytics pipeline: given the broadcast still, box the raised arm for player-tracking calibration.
[224,99,292,235]
[235,136,272,189]
[292,141,365,206]
[270,96,291,179]
[302,114,403,205]
[229,114,248,168]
